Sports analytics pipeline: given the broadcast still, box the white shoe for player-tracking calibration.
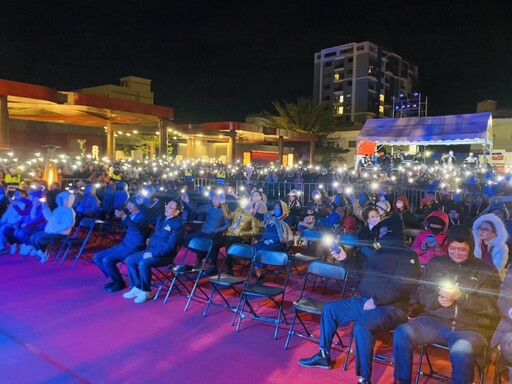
[134,290,154,304]
[20,245,31,256]
[123,287,142,299]
[37,250,47,263]
[9,244,17,255]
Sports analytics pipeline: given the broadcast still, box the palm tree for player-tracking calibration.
[265,97,337,135]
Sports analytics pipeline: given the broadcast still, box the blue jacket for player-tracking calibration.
[75,187,100,217]
[188,203,230,235]
[120,211,150,251]
[148,215,184,259]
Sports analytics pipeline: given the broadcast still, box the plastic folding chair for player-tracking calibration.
[233,250,291,340]
[284,260,349,349]
[153,237,213,306]
[54,218,102,269]
[202,243,256,318]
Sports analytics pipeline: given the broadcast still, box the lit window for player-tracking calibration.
[334,73,340,81]
[379,94,384,102]
[379,106,384,114]
[339,95,344,103]
[337,106,344,115]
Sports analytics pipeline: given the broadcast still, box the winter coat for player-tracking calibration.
[147,215,184,259]
[43,192,76,235]
[416,254,501,337]
[473,213,509,280]
[221,203,260,238]
[412,211,449,265]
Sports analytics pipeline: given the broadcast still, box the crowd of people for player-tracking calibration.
[3,151,512,383]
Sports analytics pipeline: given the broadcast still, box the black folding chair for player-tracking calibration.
[284,260,349,349]
[202,243,256,318]
[54,218,103,269]
[287,229,322,277]
[153,237,213,306]
[415,342,489,384]
[233,250,291,340]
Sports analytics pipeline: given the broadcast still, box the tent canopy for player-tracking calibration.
[357,112,493,147]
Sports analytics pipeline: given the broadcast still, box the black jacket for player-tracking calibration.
[416,254,501,337]
[356,245,421,310]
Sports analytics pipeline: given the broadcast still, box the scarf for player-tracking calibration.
[480,240,494,268]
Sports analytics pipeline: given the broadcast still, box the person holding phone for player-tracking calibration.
[412,211,449,265]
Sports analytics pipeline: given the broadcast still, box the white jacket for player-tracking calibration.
[473,213,509,280]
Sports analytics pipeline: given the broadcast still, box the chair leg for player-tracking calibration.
[284,311,298,350]
[231,294,244,327]
[235,295,247,332]
[343,332,354,371]
[414,345,426,384]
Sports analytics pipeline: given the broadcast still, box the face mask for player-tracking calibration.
[395,201,404,209]
[368,217,380,228]
[274,209,282,217]
[430,226,444,235]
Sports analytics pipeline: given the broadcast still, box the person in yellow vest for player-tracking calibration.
[183,168,194,189]
[4,167,22,188]
[216,165,226,186]
[110,165,123,182]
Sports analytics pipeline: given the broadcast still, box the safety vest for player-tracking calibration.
[184,169,194,181]
[216,171,226,185]
[110,172,122,181]
[4,173,21,185]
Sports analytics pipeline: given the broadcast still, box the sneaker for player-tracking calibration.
[37,250,47,263]
[9,244,18,255]
[298,350,333,369]
[134,290,154,304]
[123,287,142,299]
[173,265,193,273]
[19,244,30,256]
[357,378,371,384]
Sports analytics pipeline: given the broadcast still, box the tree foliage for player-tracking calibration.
[265,97,337,135]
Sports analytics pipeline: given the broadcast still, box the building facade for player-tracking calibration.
[313,41,419,123]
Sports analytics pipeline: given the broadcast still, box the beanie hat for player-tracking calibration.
[446,225,475,255]
[376,200,391,214]
[428,216,446,227]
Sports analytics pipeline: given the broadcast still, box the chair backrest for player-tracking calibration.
[188,237,213,254]
[227,243,256,261]
[255,250,289,267]
[300,229,323,242]
[307,260,348,281]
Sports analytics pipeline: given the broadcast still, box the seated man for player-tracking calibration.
[123,200,184,304]
[299,236,421,384]
[93,196,150,292]
[393,225,501,384]
[74,183,100,223]
[181,192,231,276]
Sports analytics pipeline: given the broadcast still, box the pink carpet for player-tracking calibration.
[0,248,483,384]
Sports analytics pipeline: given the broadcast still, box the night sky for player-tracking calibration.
[1,1,511,124]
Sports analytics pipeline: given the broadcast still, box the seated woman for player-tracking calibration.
[411,211,449,265]
[491,267,512,382]
[253,200,294,281]
[472,213,509,280]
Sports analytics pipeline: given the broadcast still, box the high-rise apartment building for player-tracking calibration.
[313,41,419,123]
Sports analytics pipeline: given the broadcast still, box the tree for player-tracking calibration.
[265,97,337,135]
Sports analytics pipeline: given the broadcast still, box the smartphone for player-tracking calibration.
[426,234,435,246]
[39,197,46,203]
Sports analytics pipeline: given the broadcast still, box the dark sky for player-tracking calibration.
[1,1,511,124]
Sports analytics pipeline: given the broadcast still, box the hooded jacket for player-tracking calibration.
[394,195,423,229]
[412,211,449,265]
[261,200,294,245]
[416,254,500,337]
[473,213,509,280]
[43,191,76,235]
[75,184,100,217]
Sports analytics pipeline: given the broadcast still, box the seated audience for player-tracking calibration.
[412,211,449,265]
[472,213,509,280]
[30,191,76,263]
[93,196,150,292]
[393,225,501,384]
[123,200,184,304]
[0,189,31,253]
